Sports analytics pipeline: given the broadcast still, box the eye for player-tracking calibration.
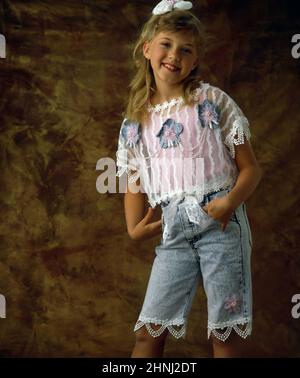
[182,48,192,54]
[161,42,171,48]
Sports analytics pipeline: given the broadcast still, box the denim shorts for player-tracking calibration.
[133,187,252,342]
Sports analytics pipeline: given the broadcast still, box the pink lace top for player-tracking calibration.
[116,81,251,208]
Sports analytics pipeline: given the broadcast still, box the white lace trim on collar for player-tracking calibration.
[147,96,184,113]
[146,81,207,114]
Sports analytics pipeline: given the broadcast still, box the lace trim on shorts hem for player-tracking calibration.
[134,317,187,339]
[207,318,252,342]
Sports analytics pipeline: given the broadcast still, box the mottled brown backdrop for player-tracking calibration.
[0,0,300,357]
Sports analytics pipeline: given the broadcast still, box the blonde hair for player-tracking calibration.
[124,10,206,124]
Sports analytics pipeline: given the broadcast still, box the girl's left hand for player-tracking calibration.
[202,195,236,232]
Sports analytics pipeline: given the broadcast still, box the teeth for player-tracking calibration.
[163,63,179,72]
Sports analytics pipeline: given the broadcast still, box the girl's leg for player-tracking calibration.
[131,324,169,358]
[211,331,248,358]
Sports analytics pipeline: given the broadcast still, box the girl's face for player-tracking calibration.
[143,30,198,91]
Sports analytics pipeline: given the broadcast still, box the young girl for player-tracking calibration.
[116,0,262,358]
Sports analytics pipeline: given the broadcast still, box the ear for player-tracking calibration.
[143,41,151,60]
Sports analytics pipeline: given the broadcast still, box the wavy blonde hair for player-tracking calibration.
[124,9,206,124]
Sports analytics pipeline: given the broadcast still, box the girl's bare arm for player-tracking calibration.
[226,139,263,208]
[124,177,162,241]
[203,139,263,231]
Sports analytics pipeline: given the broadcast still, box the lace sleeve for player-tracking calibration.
[208,86,251,159]
[116,119,141,184]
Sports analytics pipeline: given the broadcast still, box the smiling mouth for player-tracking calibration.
[162,63,180,72]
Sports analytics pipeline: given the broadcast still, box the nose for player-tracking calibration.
[168,48,180,63]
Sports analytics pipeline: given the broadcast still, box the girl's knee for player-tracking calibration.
[135,324,169,344]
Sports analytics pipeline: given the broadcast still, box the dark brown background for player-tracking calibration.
[0,0,299,357]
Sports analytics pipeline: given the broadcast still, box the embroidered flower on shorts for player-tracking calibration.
[197,99,220,129]
[156,118,184,149]
[121,120,141,148]
[224,294,240,313]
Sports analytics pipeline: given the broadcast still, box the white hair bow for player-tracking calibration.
[152,0,193,15]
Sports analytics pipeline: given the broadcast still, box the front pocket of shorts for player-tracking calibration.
[159,214,164,245]
[197,205,216,229]
[160,212,169,244]
[243,204,253,248]
[161,213,165,237]
[229,210,239,224]
[198,205,212,219]
[199,204,238,225]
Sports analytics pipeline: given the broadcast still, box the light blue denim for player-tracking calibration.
[133,187,252,342]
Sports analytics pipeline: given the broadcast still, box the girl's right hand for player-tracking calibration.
[130,208,162,241]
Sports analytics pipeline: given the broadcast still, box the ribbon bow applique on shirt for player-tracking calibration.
[197,99,220,130]
[152,0,193,15]
[121,119,141,148]
[156,118,184,149]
